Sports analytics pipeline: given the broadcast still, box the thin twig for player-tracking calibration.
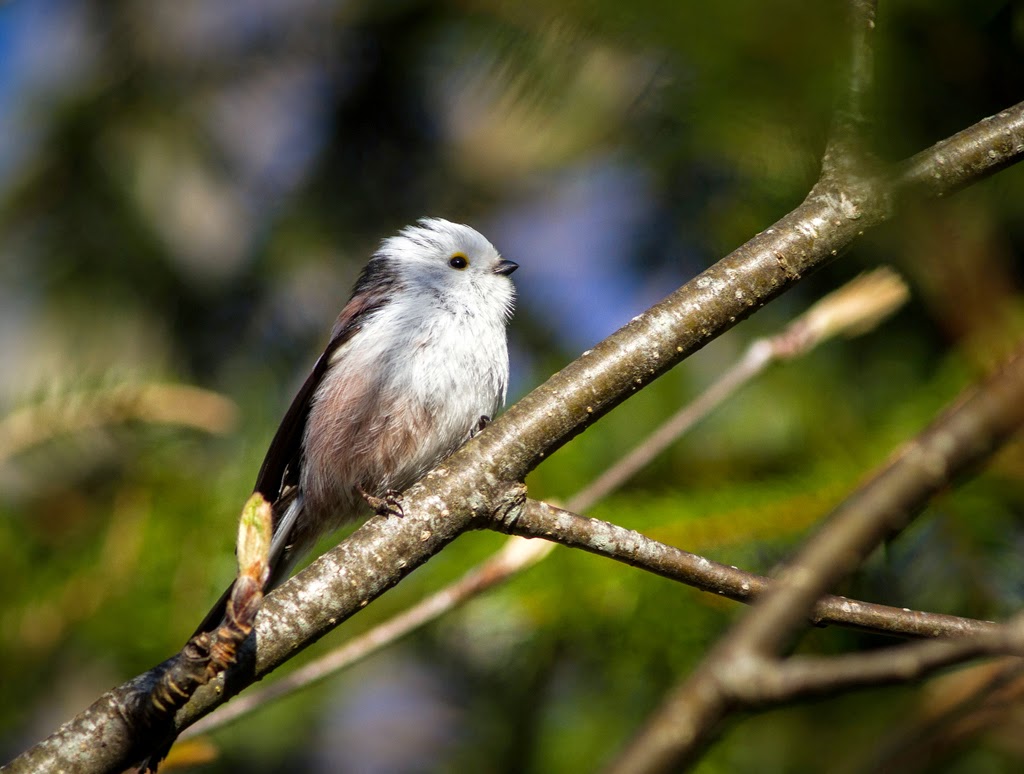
[569,267,907,510]
[748,623,1024,703]
[0,383,238,463]
[504,500,997,640]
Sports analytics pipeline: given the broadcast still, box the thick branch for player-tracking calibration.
[487,103,1024,489]
[898,102,1024,197]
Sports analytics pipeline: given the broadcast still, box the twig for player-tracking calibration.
[0,383,238,463]
[898,102,1024,198]
[744,625,1024,703]
[569,268,908,510]
[504,500,997,639]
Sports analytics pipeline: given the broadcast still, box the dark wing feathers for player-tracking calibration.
[253,258,398,508]
[252,349,333,503]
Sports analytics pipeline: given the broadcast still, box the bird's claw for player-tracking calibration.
[357,485,404,518]
[471,415,491,438]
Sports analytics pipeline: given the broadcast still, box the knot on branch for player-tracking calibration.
[489,482,528,531]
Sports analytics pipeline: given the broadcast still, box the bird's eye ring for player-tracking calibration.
[449,253,469,270]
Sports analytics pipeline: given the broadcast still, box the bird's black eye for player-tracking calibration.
[449,253,469,270]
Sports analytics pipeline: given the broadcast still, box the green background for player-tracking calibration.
[2,0,1023,771]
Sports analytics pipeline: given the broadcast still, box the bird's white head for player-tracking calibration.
[376,218,517,322]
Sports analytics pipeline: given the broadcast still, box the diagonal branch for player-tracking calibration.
[609,342,1024,774]
[734,342,1024,658]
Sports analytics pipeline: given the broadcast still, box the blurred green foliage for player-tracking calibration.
[1,0,1023,771]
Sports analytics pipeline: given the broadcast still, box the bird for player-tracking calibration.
[195,217,517,635]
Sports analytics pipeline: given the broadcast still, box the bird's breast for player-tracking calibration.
[300,304,508,535]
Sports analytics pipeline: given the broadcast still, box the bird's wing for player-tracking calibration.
[252,347,335,505]
[254,259,398,519]
[192,262,396,639]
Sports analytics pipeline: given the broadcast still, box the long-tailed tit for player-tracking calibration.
[196,218,517,633]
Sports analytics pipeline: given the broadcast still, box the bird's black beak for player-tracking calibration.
[493,259,519,276]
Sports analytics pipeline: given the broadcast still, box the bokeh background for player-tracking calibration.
[2,0,1024,771]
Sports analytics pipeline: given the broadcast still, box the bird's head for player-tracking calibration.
[376,218,517,322]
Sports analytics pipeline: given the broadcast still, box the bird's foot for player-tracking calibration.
[357,485,404,518]
[471,415,491,438]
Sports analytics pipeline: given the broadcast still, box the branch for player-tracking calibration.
[7,98,1024,774]
[183,270,914,739]
[898,102,1024,198]
[181,536,553,740]
[749,627,1024,702]
[819,0,877,183]
[568,268,908,509]
[734,342,1024,657]
[502,500,997,639]
[187,486,996,743]
[609,342,1024,773]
